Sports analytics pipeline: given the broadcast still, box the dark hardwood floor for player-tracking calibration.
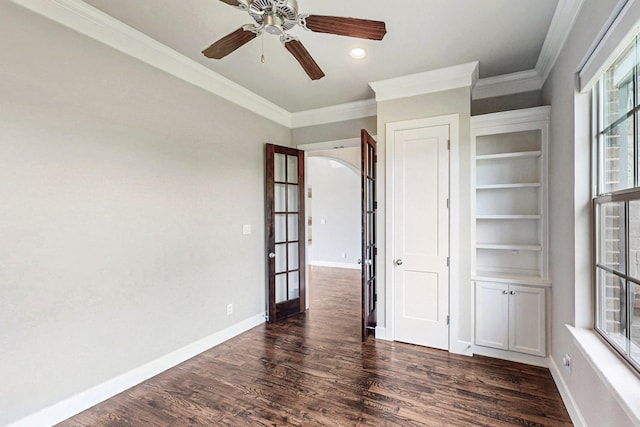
[59,267,572,426]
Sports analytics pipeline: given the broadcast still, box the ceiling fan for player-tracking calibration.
[202,0,387,80]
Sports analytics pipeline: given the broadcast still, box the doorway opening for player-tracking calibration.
[299,139,362,332]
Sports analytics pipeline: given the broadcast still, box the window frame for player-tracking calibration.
[592,34,640,375]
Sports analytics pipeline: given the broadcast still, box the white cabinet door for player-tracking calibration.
[475,282,509,350]
[509,285,546,356]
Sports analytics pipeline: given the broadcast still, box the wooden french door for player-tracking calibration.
[361,130,377,341]
[265,144,306,322]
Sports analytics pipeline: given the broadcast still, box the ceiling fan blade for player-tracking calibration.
[218,0,243,6]
[284,40,325,80]
[202,27,257,59]
[304,15,387,41]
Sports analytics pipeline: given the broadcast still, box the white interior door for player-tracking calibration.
[393,124,450,350]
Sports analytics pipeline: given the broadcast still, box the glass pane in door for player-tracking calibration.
[275,214,287,243]
[275,184,286,212]
[288,185,299,211]
[288,214,298,241]
[288,243,299,270]
[275,243,286,273]
[288,271,299,299]
[274,153,286,182]
[287,155,298,183]
[275,274,287,303]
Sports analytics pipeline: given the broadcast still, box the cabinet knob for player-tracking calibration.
[510,291,516,295]
[502,290,508,294]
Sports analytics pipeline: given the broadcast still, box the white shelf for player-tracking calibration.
[476,214,541,220]
[476,183,541,189]
[476,243,542,251]
[476,150,541,160]
[473,271,551,287]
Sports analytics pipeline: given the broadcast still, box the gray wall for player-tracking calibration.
[307,156,360,267]
[542,0,635,425]
[376,88,472,342]
[292,116,377,145]
[0,3,290,424]
[472,90,544,116]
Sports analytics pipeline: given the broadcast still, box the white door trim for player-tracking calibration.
[385,114,460,351]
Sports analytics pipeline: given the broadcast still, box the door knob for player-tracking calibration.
[395,259,403,266]
[268,252,276,259]
[365,259,373,265]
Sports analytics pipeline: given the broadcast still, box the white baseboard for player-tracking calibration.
[310,261,360,270]
[472,346,549,368]
[548,355,586,427]
[9,313,265,427]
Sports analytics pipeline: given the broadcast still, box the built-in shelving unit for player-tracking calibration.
[471,106,550,285]
[471,106,551,360]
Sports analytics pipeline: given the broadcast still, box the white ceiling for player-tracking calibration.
[82,0,559,113]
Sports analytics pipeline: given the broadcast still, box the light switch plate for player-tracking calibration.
[242,224,251,235]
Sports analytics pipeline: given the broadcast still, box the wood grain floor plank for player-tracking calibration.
[58,267,572,426]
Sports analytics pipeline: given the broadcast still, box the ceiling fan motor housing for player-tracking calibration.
[249,0,298,31]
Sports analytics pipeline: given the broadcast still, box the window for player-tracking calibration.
[593,34,640,373]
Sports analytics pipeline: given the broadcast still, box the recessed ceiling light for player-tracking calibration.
[350,48,366,59]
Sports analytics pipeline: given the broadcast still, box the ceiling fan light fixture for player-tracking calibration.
[350,48,366,59]
[264,13,284,35]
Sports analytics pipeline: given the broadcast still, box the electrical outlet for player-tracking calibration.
[227,304,233,315]
[562,354,572,375]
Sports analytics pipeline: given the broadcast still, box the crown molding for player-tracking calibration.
[472,0,585,100]
[472,69,542,100]
[9,0,587,126]
[290,99,376,129]
[11,0,292,128]
[471,105,551,130]
[369,61,479,102]
[536,0,585,82]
